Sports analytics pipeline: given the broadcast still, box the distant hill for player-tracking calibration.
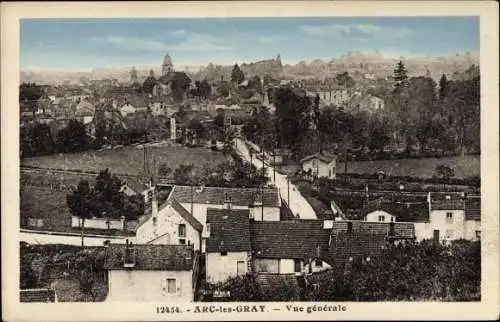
[21,51,479,85]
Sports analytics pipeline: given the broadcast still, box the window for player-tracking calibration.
[446,212,453,223]
[475,230,481,240]
[178,224,186,237]
[166,278,176,294]
[315,259,323,267]
[378,215,385,222]
[312,159,317,167]
[237,261,246,275]
[179,239,186,245]
[220,252,228,256]
[294,259,301,273]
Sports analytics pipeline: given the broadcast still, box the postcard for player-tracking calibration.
[1,1,499,321]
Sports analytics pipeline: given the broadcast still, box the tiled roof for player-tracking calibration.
[250,220,331,260]
[171,198,203,232]
[331,221,415,239]
[465,197,481,221]
[104,244,194,271]
[300,152,337,164]
[430,192,466,210]
[362,200,429,223]
[20,288,57,302]
[328,232,388,272]
[170,186,280,208]
[206,208,251,252]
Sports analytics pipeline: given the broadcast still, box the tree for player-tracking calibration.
[173,164,195,185]
[336,72,356,88]
[274,88,312,150]
[215,82,230,98]
[186,118,207,144]
[171,72,192,101]
[435,165,455,187]
[231,64,245,84]
[393,60,409,93]
[56,119,89,153]
[142,69,157,95]
[158,163,172,177]
[199,79,212,99]
[67,180,95,247]
[94,168,124,218]
[439,73,448,100]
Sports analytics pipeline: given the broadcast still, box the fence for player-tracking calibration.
[71,216,125,231]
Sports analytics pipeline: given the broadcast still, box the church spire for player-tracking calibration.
[162,53,173,76]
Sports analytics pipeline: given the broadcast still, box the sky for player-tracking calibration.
[20,17,479,71]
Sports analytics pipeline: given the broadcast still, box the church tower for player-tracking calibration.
[162,53,174,76]
[276,54,282,68]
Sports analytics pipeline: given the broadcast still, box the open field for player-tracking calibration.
[337,155,480,179]
[21,143,228,176]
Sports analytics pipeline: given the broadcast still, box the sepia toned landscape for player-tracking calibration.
[19,17,481,303]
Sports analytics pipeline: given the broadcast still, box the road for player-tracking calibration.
[234,139,317,219]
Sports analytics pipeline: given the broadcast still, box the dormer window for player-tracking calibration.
[378,215,385,222]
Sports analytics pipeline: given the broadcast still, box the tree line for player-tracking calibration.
[243,62,480,162]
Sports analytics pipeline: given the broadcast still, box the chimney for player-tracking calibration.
[347,221,353,233]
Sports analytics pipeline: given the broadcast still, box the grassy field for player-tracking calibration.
[20,186,135,236]
[337,155,480,179]
[21,143,228,176]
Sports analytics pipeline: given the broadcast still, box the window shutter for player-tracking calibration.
[176,279,181,296]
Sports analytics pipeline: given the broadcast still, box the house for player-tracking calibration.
[136,196,203,251]
[362,199,429,223]
[205,208,252,283]
[351,93,385,112]
[361,193,481,243]
[74,99,95,125]
[118,95,149,117]
[328,220,415,273]
[20,288,58,303]
[169,185,281,252]
[149,96,177,117]
[104,241,199,302]
[250,220,332,275]
[413,193,481,243]
[305,86,352,107]
[300,152,337,179]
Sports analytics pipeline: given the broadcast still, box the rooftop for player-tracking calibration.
[250,220,331,260]
[331,220,415,239]
[300,152,337,164]
[170,185,280,208]
[206,208,251,253]
[104,243,194,271]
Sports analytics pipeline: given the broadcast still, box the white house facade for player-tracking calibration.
[300,152,337,179]
[104,243,198,302]
[136,197,203,251]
